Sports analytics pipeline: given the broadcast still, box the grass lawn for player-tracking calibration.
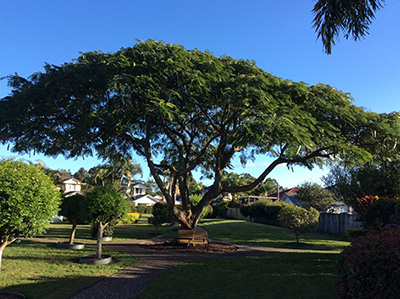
[3,216,348,298]
[0,240,136,298]
[200,218,349,251]
[136,252,339,299]
[42,214,179,242]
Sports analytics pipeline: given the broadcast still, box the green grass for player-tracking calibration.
[0,240,137,298]
[200,218,349,251]
[3,216,348,298]
[136,252,339,299]
[43,214,179,242]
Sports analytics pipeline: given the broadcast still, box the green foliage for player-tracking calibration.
[136,205,153,214]
[323,160,400,208]
[59,194,89,225]
[335,226,400,298]
[148,202,173,230]
[278,205,320,243]
[2,40,398,230]
[312,0,385,54]
[0,159,61,243]
[363,197,400,229]
[119,212,141,224]
[296,182,336,211]
[86,187,128,226]
[345,228,366,240]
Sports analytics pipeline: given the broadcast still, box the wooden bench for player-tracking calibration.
[177,229,209,248]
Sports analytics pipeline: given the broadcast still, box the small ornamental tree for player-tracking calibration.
[148,202,173,231]
[59,194,89,245]
[278,205,320,244]
[86,187,128,259]
[0,159,61,271]
[296,182,336,211]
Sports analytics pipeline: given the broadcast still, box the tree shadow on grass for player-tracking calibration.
[1,276,103,299]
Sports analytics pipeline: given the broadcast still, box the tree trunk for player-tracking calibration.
[295,231,300,244]
[69,223,78,245]
[0,240,14,272]
[96,222,106,259]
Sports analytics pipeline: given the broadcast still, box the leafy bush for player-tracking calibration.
[148,202,173,230]
[353,195,379,220]
[136,205,153,214]
[240,204,250,218]
[249,202,267,218]
[363,197,400,229]
[264,202,288,226]
[335,226,400,298]
[278,205,320,243]
[345,228,366,240]
[120,212,141,224]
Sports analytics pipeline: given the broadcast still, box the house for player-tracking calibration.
[63,178,82,197]
[130,194,159,206]
[272,187,350,213]
[269,187,299,204]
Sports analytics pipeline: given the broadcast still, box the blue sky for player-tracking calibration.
[1,1,399,188]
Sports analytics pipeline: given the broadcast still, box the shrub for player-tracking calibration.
[136,205,153,214]
[278,205,319,243]
[363,197,400,229]
[148,202,173,230]
[240,204,250,218]
[248,202,267,218]
[335,226,400,298]
[264,202,288,226]
[120,212,141,224]
[353,195,379,220]
[345,228,366,240]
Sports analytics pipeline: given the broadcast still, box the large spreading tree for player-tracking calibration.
[1,40,398,229]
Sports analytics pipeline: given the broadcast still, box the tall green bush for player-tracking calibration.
[59,194,89,245]
[148,202,173,230]
[0,159,61,271]
[278,205,320,243]
[363,197,400,229]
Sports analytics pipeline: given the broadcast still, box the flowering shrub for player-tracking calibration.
[353,195,379,220]
[335,226,400,298]
[363,197,400,229]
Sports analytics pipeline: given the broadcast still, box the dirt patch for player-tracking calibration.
[140,241,238,254]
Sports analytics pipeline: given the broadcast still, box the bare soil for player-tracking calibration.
[140,241,238,253]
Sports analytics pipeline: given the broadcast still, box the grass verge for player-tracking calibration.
[0,240,137,298]
[136,251,338,299]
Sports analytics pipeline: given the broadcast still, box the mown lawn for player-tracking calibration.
[136,252,339,299]
[200,218,349,251]
[0,241,136,298]
[2,217,348,298]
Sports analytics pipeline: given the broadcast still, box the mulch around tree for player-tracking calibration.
[140,240,238,253]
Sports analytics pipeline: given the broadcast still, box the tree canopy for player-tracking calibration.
[1,40,398,229]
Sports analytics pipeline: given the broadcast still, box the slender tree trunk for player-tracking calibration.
[0,249,3,272]
[0,239,14,272]
[96,222,106,259]
[295,231,300,244]
[69,223,78,245]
